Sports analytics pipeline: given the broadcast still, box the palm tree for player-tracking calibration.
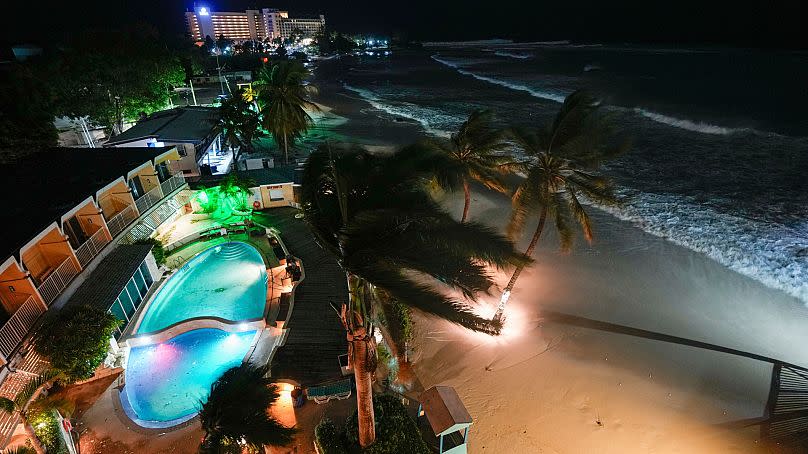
[302,144,528,447]
[2,446,36,454]
[409,110,513,222]
[0,371,61,454]
[198,363,295,453]
[213,90,263,171]
[254,61,319,164]
[494,91,629,322]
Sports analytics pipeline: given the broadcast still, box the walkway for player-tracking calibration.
[254,208,348,386]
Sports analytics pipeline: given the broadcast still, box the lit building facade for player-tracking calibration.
[185,7,325,42]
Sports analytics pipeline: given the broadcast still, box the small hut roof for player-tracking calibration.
[419,385,473,436]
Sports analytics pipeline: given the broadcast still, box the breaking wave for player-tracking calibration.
[633,108,750,135]
[495,51,531,59]
[431,55,566,103]
[342,83,455,137]
[595,189,808,304]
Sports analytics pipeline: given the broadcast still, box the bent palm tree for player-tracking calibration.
[302,144,528,447]
[0,371,61,454]
[213,90,263,171]
[254,61,319,164]
[408,110,512,222]
[494,90,629,322]
[199,363,295,453]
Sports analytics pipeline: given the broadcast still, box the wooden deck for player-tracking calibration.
[254,208,348,386]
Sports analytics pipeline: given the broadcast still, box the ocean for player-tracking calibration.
[319,42,808,305]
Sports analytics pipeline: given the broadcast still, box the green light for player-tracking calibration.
[193,183,253,222]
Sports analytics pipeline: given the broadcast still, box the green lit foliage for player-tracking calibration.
[314,418,348,454]
[42,25,186,132]
[345,394,430,454]
[199,364,296,453]
[34,305,121,383]
[134,237,166,266]
[194,175,256,221]
[27,409,68,454]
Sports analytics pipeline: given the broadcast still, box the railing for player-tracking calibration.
[0,296,44,358]
[159,172,185,197]
[135,185,164,215]
[106,204,137,238]
[36,257,80,306]
[74,228,111,267]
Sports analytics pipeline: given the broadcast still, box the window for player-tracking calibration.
[269,188,285,201]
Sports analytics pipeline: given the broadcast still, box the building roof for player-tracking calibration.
[64,244,152,311]
[104,107,220,146]
[0,147,172,260]
[419,386,473,436]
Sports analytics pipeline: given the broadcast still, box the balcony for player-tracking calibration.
[135,185,163,215]
[106,204,138,238]
[74,228,112,268]
[36,256,80,306]
[160,172,186,198]
[0,295,44,359]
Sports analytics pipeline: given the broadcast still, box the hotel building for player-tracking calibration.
[0,145,303,446]
[185,7,325,42]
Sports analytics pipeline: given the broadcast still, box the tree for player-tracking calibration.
[254,61,318,164]
[302,144,528,446]
[406,109,513,222]
[198,364,295,453]
[0,63,58,156]
[494,91,629,322]
[0,370,64,454]
[2,447,37,454]
[43,26,186,134]
[34,305,121,382]
[212,89,263,170]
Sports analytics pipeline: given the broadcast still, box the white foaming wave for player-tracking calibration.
[494,51,531,60]
[342,83,454,137]
[595,189,808,304]
[423,39,513,47]
[431,55,566,103]
[633,108,750,135]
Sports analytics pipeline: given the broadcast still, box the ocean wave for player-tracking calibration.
[431,55,566,103]
[594,189,808,304]
[633,108,750,135]
[494,51,531,60]
[342,83,455,137]
[423,39,513,47]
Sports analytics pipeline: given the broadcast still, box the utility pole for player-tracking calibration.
[216,52,225,96]
[189,79,198,106]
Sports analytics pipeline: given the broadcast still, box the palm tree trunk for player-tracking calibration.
[283,131,289,165]
[461,179,471,223]
[494,207,548,322]
[350,329,376,447]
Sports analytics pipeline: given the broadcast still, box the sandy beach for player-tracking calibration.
[310,62,808,453]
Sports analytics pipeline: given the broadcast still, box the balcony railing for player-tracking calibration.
[74,228,111,267]
[135,185,164,215]
[106,204,137,238]
[159,172,185,197]
[0,296,44,359]
[36,257,80,306]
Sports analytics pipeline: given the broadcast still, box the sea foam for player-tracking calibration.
[633,108,749,136]
[494,51,531,59]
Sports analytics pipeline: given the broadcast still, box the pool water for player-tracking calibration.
[122,329,257,426]
[136,241,267,334]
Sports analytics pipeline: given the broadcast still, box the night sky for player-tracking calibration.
[3,0,806,48]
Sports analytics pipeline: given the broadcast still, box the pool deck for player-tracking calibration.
[254,208,349,386]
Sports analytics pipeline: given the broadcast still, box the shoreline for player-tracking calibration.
[310,58,808,452]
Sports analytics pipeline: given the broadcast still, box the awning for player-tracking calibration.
[154,146,182,165]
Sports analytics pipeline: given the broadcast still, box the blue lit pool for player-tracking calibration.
[121,329,257,426]
[136,241,267,334]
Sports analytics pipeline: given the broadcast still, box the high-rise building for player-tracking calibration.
[185,6,325,42]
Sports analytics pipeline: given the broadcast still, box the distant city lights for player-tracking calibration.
[199,7,209,16]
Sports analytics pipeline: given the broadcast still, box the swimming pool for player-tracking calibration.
[136,241,267,334]
[121,241,269,427]
[121,329,257,427]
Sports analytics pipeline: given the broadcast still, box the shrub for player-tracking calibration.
[314,418,347,454]
[34,305,121,382]
[28,409,68,454]
[345,394,430,454]
[134,237,166,266]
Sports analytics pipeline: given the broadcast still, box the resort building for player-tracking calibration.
[0,145,309,446]
[185,6,325,42]
[104,106,230,177]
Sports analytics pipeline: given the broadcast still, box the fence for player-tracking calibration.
[0,296,44,358]
[36,257,80,306]
[160,173,185,197]
[106,204,137,238]
[74,228,111,267]
[134,185,164,215]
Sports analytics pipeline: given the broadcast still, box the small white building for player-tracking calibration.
[418,386,473,454]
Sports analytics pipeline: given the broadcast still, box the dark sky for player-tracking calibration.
[3,0,806,48]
